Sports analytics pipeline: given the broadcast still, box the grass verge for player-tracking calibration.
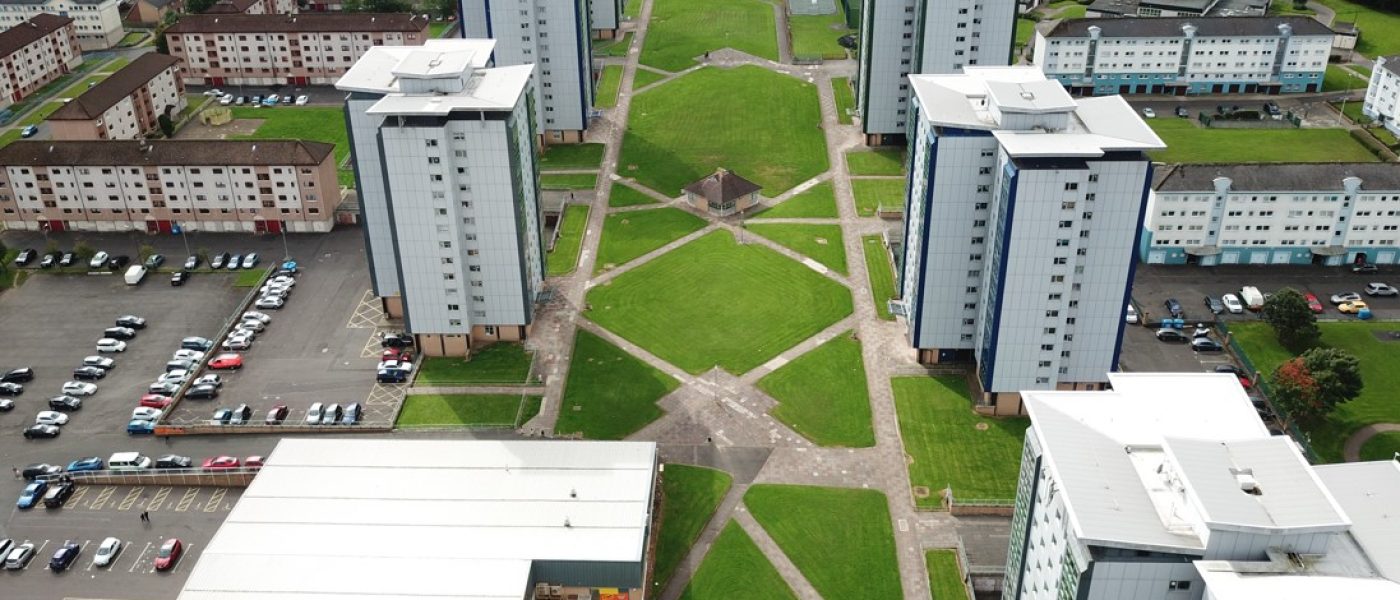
[547,205,590,276]
[1148,119,1377,163]
[595,206,707,272]
[851,178,905,216]
[555,329,678,439]
[752,182,837,218]
[756,333,873,447]
[863,236,897,321]
[396,394,541,427]
[654,465,734,591]
[893,376,1029,505]
[414,343,534,385]
[745,223,847,274]
[596,65,624,108]
[927,550,969,600]
[541,173,598,190]
[609,185,658,207]
[845,148,904,175]
[745,485,902,599]
[541,143,606,170]
[832,76,855,125]
[679,522,796,600]
[788,13,852,60]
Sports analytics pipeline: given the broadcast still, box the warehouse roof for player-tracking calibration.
[50,54,180,120]
[1046,16,1332,38]
[0,14,71,57]
[167,12,428,34]
[1154,163,1400,192]
[177,439,657,600]
[1315,461,1400,583]
[0,140,334,166]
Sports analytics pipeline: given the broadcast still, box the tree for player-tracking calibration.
[158,113,175,138]
[341,0,411,11]
[427,0,456,20]
[72,241,94,261]
[154,12,180,55]
[186,0,217,12]
[138,243,156,263]
[1261,287,1320,353]
[1271,347,1363,426]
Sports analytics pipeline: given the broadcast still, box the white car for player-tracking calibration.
[255,296,285,309]
[219,94,233,105]
[88,251,110,268]
[61,381,97,396]
[1331,292,1363,304]
[82,355,115,369]
[148,381,179,395]
[237,319,266,332]
[259,285,290,298]
[157,370,189,385]
[1142,107,1156,118]
[1125,304,1138,324]
[93,538,121,567]
[268,275,296,287]
[1365,282,1398,297]
[295,95,309,106]
[96,338,127,353]
[193,374,223,388]
[1221,293,1244,314]
[223,334,254,350]
[306,402,324,424]
[131,407,163,422]
[242,253,260,269]
[243,311,272,324]
[34,411,69,426]
[172,349,206,362]
[378,359,413,372]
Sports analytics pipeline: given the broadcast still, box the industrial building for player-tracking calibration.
[339,40,546,356]
[178,438,659,600]
[899,66,1162,413]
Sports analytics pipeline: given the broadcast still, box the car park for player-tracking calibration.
[96,338,127,352]
[0,382,22,396]
[1340,300,1370,314]
[1365,282,1398,296]
[83,355,115,369]
[186,384,220,399]
[93,537,122,567]
[5,543,35,568]
[49,540,81,571]
[208,353,244,370]
[139,394,172,409]
[17,480,46,508]
[265,404,289,424]
[67,457,103,472]
[115,315,147,329]
[154,538,183,571]
[72,365,107,380]
[171,270,189,286]
[1155,328,1189,343]
[1304,293,1324,314]
[47,395,81,410]
[2,367,34,382]
[255,296,285,309]
[103,326,137,340]
[88,251,110,269]
[132,407,163,422]
[202,456,239,471]
[62,381,97,396]
[35,411,69,426]
[155,455,192,469]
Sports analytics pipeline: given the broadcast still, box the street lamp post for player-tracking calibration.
[280,227,289,261]
[177,222,190,258]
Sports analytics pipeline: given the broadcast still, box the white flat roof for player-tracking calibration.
[985,79,1076,113]
[1315,461,1400,582]
[366,64,534,115]
[336,39,496,93]
[178,439,657,600]
[392,49,479,79]
[1196,563,1400,598]
[1165,436,1349,533]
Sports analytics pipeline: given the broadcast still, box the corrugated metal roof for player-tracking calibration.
[1165,437,1349,531]
[1315,461,1400,583]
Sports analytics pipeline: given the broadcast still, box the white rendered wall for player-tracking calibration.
[345,95,400,297]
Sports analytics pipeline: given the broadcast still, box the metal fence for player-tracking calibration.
[944,485,1016,516]
[38,466,258,487]
[1214,320,1320,462]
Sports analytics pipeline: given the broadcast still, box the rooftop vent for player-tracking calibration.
[1231,467,1261,495]
[1020,91,1035,101]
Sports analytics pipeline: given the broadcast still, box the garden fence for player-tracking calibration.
[1215,320,1320,462]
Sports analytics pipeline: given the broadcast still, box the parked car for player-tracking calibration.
[268,274,296,287]
[377,369,409,383]
[1163,298,1184,319]
[230,403,252,424]
[210,252,230,269]
[82,355,115,370]
[264,94,280,105]
[0,398,11,412]
[172,349,206,362]
[208,353,244,370]
[66,457,102,472]
[58,252,76,267]
[193,374,222,388]
[185,384,220,399]
[1192,337,1224,352]
[1304,293,1324,314]
[1142,107,1156,118]
[1340,300,1370,314]
[103,326,137,341]
[227,253,242,270]
[1365,282,1398,296]
[127,419,155,435]
[19,125,37,138]
[47,395,81,411]
[72,365,107,380]
[1,367,34,383]
[295,94,309,105]
[88,251,110,269]
[181,336,214,351]
[96,338,127,353]
[115,315,147,329]
[21,463,61,480]
[201,456,239,471]
[166,359,196,373]
[1203,296,1224,314]
[171,271,189,286]
[107,255,130,271]
[222,333,254,350]
[139,394,172,409]
[93,537,122,567]
[242,253,260,269]
[5,543,36,569]
[306,402,324,424]
[17,480,48,508]
[1155,328,1189,343]
[238,319,266,333]
[12,248,35,266]
[156,370,188,386]
[183,255,200,270]
[1331,292,1362,304]
[154,538,183,571]
[1175,106,1189,118]
[49,540,81,571]
[34,411,69,426]
[1354,263,1379,273]
[255,296,285,310]
[265,404,289,424]
[0,382,22,396]
[154,455,191,469]
[132,407,163,422]
[148,381,179,395]
[320,403,342,425]
[243,311,272,324]
[220,94,234,105]
[61,381,97,396]
[380,332,414,348]
[211,408,233,425]
[144,254,165,269]
[343,402,361,425]
[39,252,58,268]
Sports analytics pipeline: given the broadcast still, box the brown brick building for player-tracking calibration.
[164,13,430,86]
[48,54,185,141]
[0,140,342,234]
[0,14,82,109]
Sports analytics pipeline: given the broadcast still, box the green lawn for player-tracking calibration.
[596,65,624,108]
[1335,100,1370,124]
[548,205,590,276]
[595,32,634,57]
[1269,0,1316,14]
[752,182,837,218]
[863,236,897,321]
[118,31,147,46]
[1148,119,1378,163]
[654,465,734,591]
[1231,321,1400,462]
[596,206,708,272]
[18,102,65,128]
[832,77,855,125]
[1320,0,1400,57]
[1015,18,1037,52]
[846,149,905,175]
[756,333,873,447]
[0,129,21,148]
[634,68,669,89]
[232,268,269,287]
[745,485,902,600]
[60,75,109,99]
[104,57,131,71]
[850,178,905,216]
[1371,125,1399,147]
[893,376,1030,505]
[1360,431,1400,461]
[429,21,454,38]
[396,394,541,427]
[1352,64,1374,79]
[540,173,598,190]
[541,143,606,170]
[927,550,970,600]
[641,0,778,71]
[745,223,847,274]
[610,185,658,207]
[230,107,349,165]
[789,13,852,60]
[625,0,642,19]
[587,230,853,374]
[679,522,796,600]
[622,66,828,197]
[414,343,534,385]
[1324,65,1369,92]
[556,330,678,439]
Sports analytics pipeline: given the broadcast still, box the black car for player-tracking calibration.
[49,540,81,571]
[58,252,76,267]
[13,248,35,266]
[43,481,74,507]
[185,384,219,400]
[1214,364,1246,377]
[107,255,130,271]
[1164,298,1184,319]
[103,327,137,341]
[183,255,200,270]
[1192,337,1224,352]
[210,252,231,269]
[1155,328,1189,343]
[72,366,107,380]
[1,367,34,383]
[154,454,191,469]
[23,424,59,439]
[380,332,414,349]
[145,254,165,269]
[39,252,59,268]
[21,463,61,480]
[377,369,408,384]
[837,33,856,49]
[47,395,81,411]
[171,271,189,286]
[1203,296,1224,314]
[0,382,22,396]
[115,315,147,329]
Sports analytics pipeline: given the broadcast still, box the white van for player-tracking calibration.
[107,452,152,471]
[124,265,147,285]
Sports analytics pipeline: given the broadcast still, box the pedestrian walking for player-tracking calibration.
[704,51,710,60]
[140,511,149,523]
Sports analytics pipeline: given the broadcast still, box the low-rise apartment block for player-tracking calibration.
[1004,373,1400,600]
[339,40,545,355]
[1363,54,1400,137]
[1034,16,1331,96]
[1146,163,1400,267]
[0,140,341,233]
[48,53,185,141]
[129,0,182,26]
[1084,0,1266,18]
[165,13,430,86]
[0,14,81,108]
[205,0,296,13]
[0,0,122,50]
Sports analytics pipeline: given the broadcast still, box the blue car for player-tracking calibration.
[127,419,155,435]
[20,125,37,138]
[17,480,46,509]
[66,457,104,472]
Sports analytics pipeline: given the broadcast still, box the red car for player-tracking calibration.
[208,353,243,370]
[140,394,173,409]
[264,404,289,424]
[202,456,240,471]
[154,538,182,571]
[1304,293,1324,314]
[244,456,265,469]
[381,348,413,362]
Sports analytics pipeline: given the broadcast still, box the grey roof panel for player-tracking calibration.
[1154,163,1400,192]
[1046,16,1333,38]
[1164,437,1349,531]
[1315,462,1400,582]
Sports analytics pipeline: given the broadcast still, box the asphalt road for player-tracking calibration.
[1131,263,1400,324]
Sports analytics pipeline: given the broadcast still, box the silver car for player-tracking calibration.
[93,537,121,567]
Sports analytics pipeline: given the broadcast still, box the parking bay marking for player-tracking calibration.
[63,485,90,509]
[118,487,143,511]
[204,488,226,512]
[175,488,198,512]
[86,486,114,510]
[146,487,171,511]
[128,541,153,573]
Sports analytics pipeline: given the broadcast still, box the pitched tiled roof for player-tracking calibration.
[1154,163,1400,192]
[0,13,71,57]
[1046,16,1332,38]
[683,169,762,202]
[49,54,180,121]
[0,140,335,166]
[166,12,429,34]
